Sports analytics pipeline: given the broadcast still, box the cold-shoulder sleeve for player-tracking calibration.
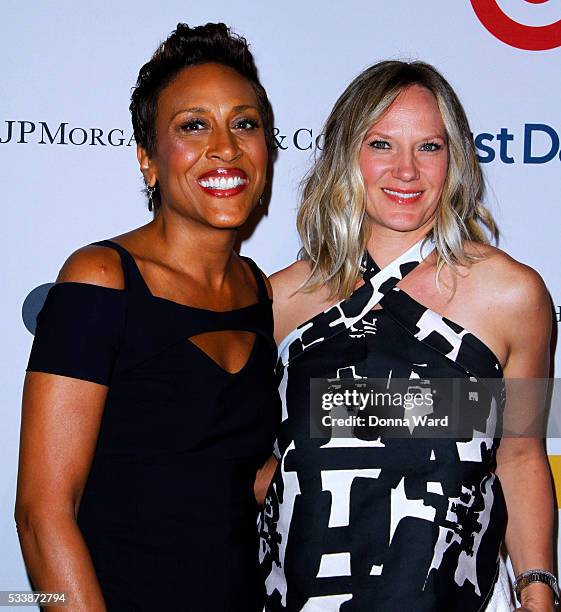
[27,282,126,385]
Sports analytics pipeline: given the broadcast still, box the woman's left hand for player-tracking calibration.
[516,581,556,612]
[254,455,278,506]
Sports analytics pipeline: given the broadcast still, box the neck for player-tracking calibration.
[143,206,238,287]
[366,224,432,269]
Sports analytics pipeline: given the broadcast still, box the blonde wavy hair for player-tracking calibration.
[297,60,499,300]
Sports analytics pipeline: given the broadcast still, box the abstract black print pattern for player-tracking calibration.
[259,240,508,612]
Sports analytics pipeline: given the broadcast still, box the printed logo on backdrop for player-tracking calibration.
[22,283,53,334]
[0,121,135,146]
[273,125,561,164]
[471,0,561,50]
[3,121,561,164]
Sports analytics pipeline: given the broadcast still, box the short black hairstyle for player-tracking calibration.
[130,22,273,211]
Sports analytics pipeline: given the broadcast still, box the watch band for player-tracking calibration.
[514,569,560,606]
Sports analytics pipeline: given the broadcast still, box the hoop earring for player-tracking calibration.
[258,195,264,207]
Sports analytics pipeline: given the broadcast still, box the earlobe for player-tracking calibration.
[137,144,156,187]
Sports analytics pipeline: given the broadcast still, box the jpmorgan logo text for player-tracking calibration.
[273,127,324,151]
[5,121,561,164]
[0,121,135,146]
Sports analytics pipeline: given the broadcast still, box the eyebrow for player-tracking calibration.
[232,105,259,112]
[366,130,446,140]
[171,104,259,120]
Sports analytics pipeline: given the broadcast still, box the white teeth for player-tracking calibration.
[198,176,248,190]
[382,188,422,199]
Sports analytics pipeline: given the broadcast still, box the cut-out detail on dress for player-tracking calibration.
[88,240,277,377]
[28,238,280,611]
[187,330,258,375]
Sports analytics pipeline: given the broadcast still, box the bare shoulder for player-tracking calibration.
[466,242,550,317]
[56,245,124,289]
[270,260,335,344]
[269,259,313,302]
[262,272,273,300]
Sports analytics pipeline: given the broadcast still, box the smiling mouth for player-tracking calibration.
[197,168,249,197]
[382,188,423,204]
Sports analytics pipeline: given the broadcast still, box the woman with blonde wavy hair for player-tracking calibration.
[259,61,556,611]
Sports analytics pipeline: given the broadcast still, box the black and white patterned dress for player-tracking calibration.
[259,240,513,611]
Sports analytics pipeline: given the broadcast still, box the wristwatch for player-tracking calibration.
[514,569,560,606]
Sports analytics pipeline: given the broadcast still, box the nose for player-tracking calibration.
[206,126,241,163]
[392,149,419,182]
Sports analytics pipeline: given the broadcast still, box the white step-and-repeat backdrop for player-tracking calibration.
[2,0,560,603]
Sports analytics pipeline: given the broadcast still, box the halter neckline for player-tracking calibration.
[361,236,434,281]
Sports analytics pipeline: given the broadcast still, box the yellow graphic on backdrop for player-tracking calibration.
[548,456,561,507]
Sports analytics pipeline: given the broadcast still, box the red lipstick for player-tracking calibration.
[197,167,249,198]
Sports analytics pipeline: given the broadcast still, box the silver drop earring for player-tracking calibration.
[147,184,156,211]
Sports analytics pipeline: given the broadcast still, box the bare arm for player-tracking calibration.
[254,455,278,506]
[494,267,555,611]
[15,247,123,611]
[16,375,108,611]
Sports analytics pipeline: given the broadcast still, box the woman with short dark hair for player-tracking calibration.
[130,22,274,212]
[16,23,278,611]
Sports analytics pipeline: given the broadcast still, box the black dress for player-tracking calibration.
[259,239,510,611]
[27,240,280,611]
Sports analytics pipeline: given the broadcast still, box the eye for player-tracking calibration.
[419,141,443,152]
[233,117,260,130]
[368,140,391,150]
[179,119,207,131]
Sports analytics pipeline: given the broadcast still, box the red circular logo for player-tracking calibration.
[471,0,561,50]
